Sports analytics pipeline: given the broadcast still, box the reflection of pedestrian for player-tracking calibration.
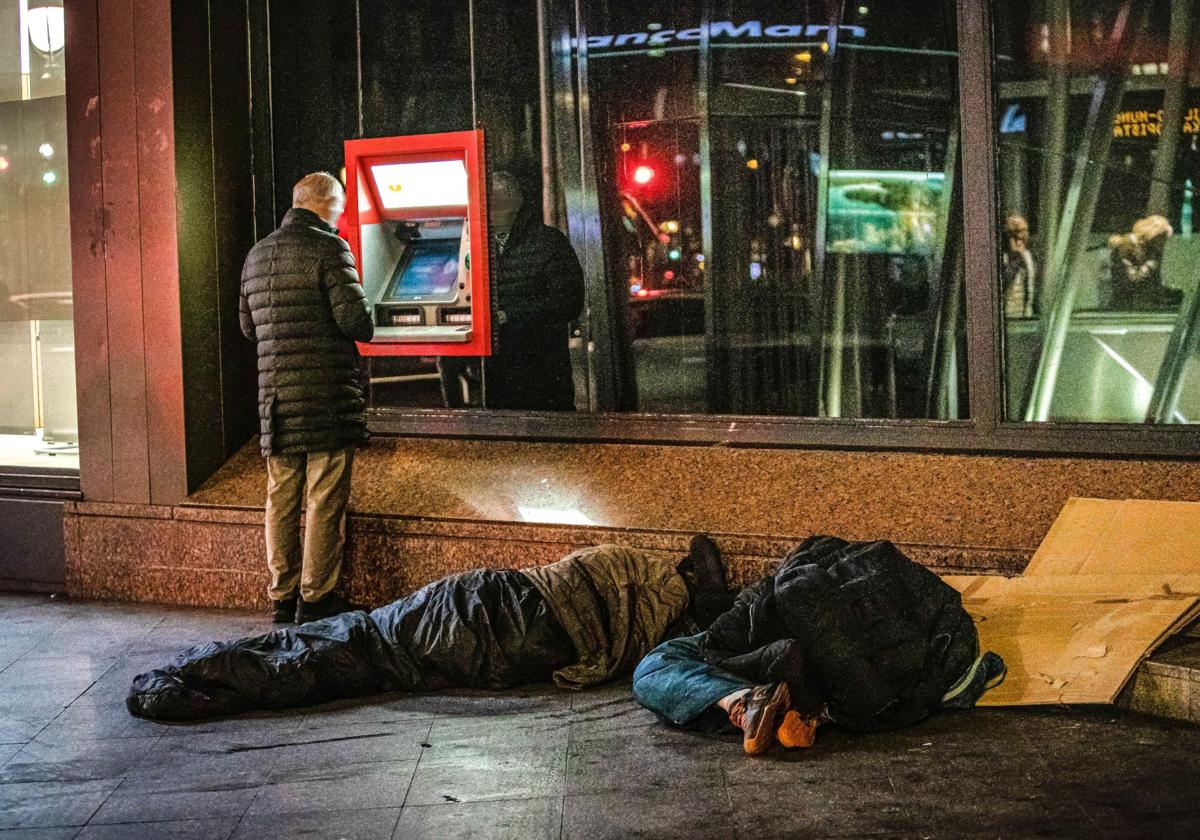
[1000,214,1036,318]
[441,170,585,411]
[1108,214,1183,310]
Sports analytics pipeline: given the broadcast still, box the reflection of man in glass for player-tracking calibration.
[440,170,585,411]
[1000,214,1036,318]
[1108,215,1182,311]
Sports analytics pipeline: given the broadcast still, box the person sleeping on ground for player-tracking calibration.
[126,540,734,721]
[632,536,1007,756]
[128,534,1004,745]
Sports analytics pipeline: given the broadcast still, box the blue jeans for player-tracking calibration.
[632,635,753,728]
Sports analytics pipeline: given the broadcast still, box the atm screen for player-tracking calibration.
[370,160,469,211]
[384,239,460,301]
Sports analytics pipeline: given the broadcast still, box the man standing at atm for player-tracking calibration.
[442,169,585,411]
[240,172,374,625]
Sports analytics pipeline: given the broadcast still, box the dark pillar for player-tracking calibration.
[172,0,259,491]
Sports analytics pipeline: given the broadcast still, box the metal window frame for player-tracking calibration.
[366,0,1200,461]
[0,467,81,497]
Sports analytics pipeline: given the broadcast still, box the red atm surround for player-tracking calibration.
[343,130,492,357]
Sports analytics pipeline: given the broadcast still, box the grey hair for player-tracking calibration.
[292,172,344,207]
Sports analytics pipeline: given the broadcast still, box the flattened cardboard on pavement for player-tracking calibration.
[944,498,1200,706]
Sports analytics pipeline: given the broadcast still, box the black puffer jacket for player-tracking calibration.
[701,536,983,733]
[239,208,374,456]
[486,206,585,410]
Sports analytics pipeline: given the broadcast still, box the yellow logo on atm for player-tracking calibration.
[371,161,469,210]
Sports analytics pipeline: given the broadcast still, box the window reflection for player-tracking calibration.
[0,0,77,468]
[345,1,966,420]
[578,2,704,413]
[996,0,1200,424]
[577,0,966,418]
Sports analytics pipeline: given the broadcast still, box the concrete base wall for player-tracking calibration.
[1122,639,1200,724]
[1,496,68,592]
[62,436,1200,610]
[62,500,1026,610]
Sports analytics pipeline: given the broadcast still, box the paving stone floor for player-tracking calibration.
[1,592,1198,839]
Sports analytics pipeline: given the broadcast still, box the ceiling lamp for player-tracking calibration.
[27,4,66,55]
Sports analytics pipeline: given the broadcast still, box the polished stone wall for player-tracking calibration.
[62,501,1021,611]
[193,439,1200,550]
[62,437,1200,609]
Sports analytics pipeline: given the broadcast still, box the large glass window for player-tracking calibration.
[226,0,1200,452]
[561,0,966,418]
[996,0,1200,424]
[0,0,77,468]
[351,0,966,420]
[261,0,540,411]
[694,0,966,420]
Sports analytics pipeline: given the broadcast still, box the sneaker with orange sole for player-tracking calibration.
[776,709,820,749]
[726,682,792,756]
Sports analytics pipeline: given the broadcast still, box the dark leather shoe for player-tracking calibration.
[271,596,297,624]
[689,534,727,589]
[688,534,735,628]
[295,593,362,624]
[727,682,791,756]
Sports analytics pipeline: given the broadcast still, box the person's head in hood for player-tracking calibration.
[489,170,526,236]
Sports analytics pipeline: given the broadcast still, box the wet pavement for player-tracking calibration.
[0,592,1198,839]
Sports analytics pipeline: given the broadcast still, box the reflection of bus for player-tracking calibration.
[827,170,944,256]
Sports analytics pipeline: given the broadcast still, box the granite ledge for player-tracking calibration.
[70,502,1030,574]
[64,510,1024,610]
[173,504,263,525]
[183,437,1200,555]
[66,501,174,519]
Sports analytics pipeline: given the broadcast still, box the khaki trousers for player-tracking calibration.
[265,447,354,602]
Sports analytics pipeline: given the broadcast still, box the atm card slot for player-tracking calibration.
[440,307,473,325]
[377,306,424,327]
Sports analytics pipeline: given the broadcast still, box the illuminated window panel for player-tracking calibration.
[370,160,469,211]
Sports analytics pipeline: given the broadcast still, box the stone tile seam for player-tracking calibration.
[68,502,1037,550]
[225,805,406,836]
[1139,662,1200,682]
[395,719,434,816]
[68,509,1037,556]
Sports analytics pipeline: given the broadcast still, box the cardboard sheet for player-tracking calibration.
[1019,498,1124,577]
[1023,498,1200,578]
[946,498,1200,706]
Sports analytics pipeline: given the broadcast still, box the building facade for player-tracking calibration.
[2,0,1199,597]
